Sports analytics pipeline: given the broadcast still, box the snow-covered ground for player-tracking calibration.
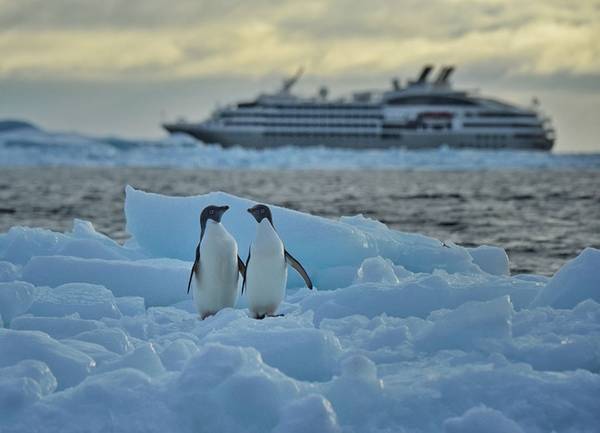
[2,123,600,169]
[1,187,599,433]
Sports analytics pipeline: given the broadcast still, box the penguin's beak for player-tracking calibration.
[247,207,259,222]
[217,205,229,219]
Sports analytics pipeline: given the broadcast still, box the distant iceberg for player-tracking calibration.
[0,119,38,133]
[1,188,599,432]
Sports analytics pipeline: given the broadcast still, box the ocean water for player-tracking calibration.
[1,167,598,276]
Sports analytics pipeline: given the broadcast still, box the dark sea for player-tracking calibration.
[1,167,598,276]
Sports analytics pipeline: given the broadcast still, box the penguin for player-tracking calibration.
[243,204,312,319]
[187,205,246,319]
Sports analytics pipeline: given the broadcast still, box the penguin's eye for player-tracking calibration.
[209,210,214,215]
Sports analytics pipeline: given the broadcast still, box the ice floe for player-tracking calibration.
[0,188,599,432]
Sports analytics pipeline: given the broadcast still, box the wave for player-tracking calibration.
[1,122,599,169]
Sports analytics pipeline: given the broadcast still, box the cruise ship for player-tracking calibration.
[163,66,555,151]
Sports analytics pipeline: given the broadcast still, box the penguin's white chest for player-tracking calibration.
[246,220,287,317]
[193,222,239,317]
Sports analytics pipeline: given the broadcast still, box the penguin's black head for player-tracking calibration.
[200,205,229,228]
[247,204,273,224]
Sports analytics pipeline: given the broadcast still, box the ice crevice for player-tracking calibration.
[0,187,599,432]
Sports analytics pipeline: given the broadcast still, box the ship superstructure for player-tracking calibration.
[164,66,554,151]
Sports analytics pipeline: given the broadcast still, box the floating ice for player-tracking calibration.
[443,405,525,433]
[0,329,95,389]
[0,281,36,324]
[22,256,188,306]
[0,260,20,282]
[531,247,600,308]
[72,328,134,355]
[0,358,58,419]
[11,315,105,340]
[97,343,165,377]
[0,221,142,266]
[28,283,122,320]
[2,123,600,170]
[415,296,513,352]
[0,188,599,432]
[466,245,510,276]
[124,186,496,289]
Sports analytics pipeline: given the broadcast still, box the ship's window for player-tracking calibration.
[477,112,536,118]
[463,122,538,128]
[385,96,477,106]
[237,101,257,108]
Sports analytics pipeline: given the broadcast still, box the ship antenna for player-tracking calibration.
[281,67,304,94]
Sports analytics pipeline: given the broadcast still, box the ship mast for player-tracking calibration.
[280,67,304,94]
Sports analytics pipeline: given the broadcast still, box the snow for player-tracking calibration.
[2,124,600,169]
[0,188,599,432]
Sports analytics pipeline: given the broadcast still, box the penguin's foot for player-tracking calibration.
[252,313,284,319]
[200,311,215,320]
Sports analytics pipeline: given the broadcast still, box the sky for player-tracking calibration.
[0,0,599,152]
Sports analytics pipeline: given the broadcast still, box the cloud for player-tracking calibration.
[0,0,599,79]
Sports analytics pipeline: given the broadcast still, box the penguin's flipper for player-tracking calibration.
[237,255,246,278]
[242,248,251,294]
[285,250,313,290]
[187,244,200,294]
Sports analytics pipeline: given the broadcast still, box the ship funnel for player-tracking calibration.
[416,65,434,83]
[434,66,455,85]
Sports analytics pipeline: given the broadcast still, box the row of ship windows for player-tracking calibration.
[462,123,539,128]
[474,134,507,140]
[225,121,539,130]
[465,142,511,149]
[383,129,498,137]
[238,97,534,114]
[224,111,536,120]
[386,96,476,106]
[264,131,376,137]
[222,112,383,119]
[384,124,452,131]
[470,112,536,118]
[238,103,379,110]
[514,133,549,139]
[260,131,541,142]
[261,131,531,140]
[224,121,378,128]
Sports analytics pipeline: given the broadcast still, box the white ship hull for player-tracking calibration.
[164,123,553,151]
